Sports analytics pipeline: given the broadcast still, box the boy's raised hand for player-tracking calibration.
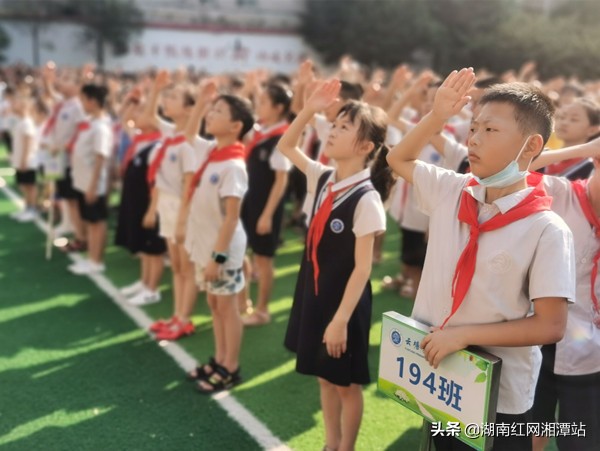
[304,79,341,113]
[196,78,218,105]
[154,70,171,90]
[432,68,475,122]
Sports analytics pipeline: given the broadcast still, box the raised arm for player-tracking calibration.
[278,79,341,174]
[184,79,218,143]
[138,70,170,131]
[386,71,433,124]
[530,136,600,171]
[291,59,316,115]
[386,68,475,183]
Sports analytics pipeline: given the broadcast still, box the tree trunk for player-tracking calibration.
[96,29,104,68]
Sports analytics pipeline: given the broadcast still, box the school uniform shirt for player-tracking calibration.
[11,116,39,170]
[441,137,468,172]
[157,118,177,138]
[44,97,85,152]
[306,160,386,237]
[150,136,207,198]
[71,117,113,195]
[185,157,248,270]
[411,162,576,415]
[544,176,600,376]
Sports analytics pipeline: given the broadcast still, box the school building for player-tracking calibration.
[0,0,310,73]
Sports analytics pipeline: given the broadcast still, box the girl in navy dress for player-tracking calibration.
[241,83,291,326]
[280,80,394,451]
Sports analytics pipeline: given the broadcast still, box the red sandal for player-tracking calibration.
[155,318,195,341]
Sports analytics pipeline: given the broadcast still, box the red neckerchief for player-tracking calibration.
[187,142,246,201]
[572,179,600,315]
[66,121,90,154]
[306,176,370,295]
[442,172,553,328]
[42,101,64,137]
[120,131,162,176]
[146,134,187,187]
[245,123,289,160]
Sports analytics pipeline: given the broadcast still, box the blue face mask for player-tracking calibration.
[474,137,531,188]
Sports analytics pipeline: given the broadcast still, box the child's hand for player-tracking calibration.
[297,59,315,86]
[323,319,348,359]
[391,64,412,90]
[42,61,56,83]
[420,326,467,369]
[431,68,476,122]
[256,214,272,235]
[154,70,171,90]
[196,78,218,105]
[142,210,157,229]
[174,219,186,244]
[85,188,98,205]
[304,79,341,114]
[204,260,221,283]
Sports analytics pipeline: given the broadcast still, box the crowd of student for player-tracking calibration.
[1,57,599,451]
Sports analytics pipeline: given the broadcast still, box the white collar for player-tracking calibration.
[465,181,534,214]
[329,168,371,192]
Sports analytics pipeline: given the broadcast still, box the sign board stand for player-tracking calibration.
[378,312,502,451]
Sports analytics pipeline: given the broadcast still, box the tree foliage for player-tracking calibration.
[301,0,600,79]
[0,0,143,67]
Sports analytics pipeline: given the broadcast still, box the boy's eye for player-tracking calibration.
[485,127,495,132]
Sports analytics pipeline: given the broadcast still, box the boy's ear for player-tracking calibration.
[524,134,544,159]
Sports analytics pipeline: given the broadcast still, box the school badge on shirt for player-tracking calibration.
[169,153,177,162]
[209,173,220,185]
[330,218,344,234]
[259,149,269,161]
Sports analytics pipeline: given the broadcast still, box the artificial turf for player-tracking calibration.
[0,148,425,450]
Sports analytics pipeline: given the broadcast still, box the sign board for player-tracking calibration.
[378,312,502,450]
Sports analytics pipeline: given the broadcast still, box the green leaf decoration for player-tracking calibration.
[475,372,487,383]
[475,360,488,371]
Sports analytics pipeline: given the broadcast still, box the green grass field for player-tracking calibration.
[0,146,427,450]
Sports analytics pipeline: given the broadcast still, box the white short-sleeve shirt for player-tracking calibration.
[442,137,468,172]
[11,116,38,170]
[544,175,600,376]
[411,162,576,414]
[71,117,113,195]
[46,97,85,151]
[185,159,248,269]
[305,160,386,237]
[150,136,213,198]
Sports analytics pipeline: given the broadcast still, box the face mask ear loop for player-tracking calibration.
[517,136,532,172]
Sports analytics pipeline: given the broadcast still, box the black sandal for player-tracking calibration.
[196,365,242,394]
[186,356,217,381]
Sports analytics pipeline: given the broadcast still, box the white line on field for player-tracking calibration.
[0,176,291,451]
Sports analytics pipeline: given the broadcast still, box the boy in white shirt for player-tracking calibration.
[67,84,113,275]
[387,68,576,450]
[10,93,39,222]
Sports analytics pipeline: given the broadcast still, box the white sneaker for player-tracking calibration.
[16,210,37,222]
[54,223,74,238]
[120,280,145,297]
[128,289,161,306]
[68,259,105,275]
[10,210,26,220]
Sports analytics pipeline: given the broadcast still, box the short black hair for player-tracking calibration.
[216,94,255,139]
[81,84,109,108]
[339,81,363,102]
[480,82,555,145]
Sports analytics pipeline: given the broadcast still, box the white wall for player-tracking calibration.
[1,20,308,73]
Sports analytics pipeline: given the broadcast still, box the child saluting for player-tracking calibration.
[387,68,576,450]
[281,80,394,451]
